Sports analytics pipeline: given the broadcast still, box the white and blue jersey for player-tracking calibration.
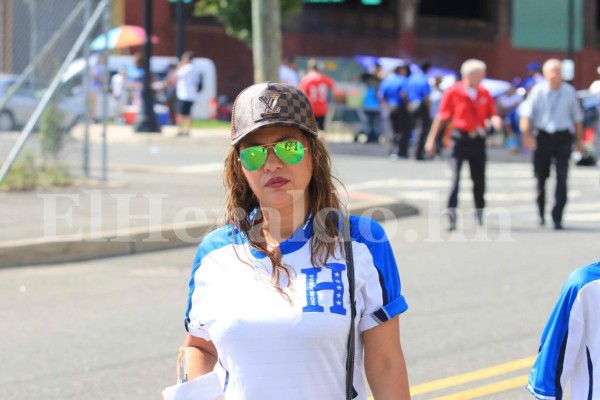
[184,215,408,400]
[528,261,600,399]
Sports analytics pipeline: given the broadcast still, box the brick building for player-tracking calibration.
[111,0,600,97]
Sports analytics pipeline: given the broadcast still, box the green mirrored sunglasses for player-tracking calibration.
[239,140,306,171]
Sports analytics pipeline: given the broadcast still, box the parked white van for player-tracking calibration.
[62,55,217,121]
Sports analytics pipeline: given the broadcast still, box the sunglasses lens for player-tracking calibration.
[274,141,305,165]
[239,140,305,171]
[240,146,268,171]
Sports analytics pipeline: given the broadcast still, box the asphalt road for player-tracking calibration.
[1,132,599,399]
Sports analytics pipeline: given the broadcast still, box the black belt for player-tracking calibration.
[538,129,570,136]
[454,128,485,139]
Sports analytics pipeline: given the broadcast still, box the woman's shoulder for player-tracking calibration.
[348,215,389,244]
[197,224,238,255]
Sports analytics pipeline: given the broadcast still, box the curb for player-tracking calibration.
[0,199,419,269]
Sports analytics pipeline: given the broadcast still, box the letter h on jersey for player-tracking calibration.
[301,263,346,315]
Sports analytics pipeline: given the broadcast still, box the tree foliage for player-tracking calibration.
[194,0,302,47]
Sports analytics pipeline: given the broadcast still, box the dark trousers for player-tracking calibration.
[390,105,411,157]
[534,130,572,224]
[448,133,486,210]
[411,102,431,159]
[363,109,381,143]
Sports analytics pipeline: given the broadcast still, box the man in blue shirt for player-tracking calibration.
[406,62,432,160]
[378,65,410,158]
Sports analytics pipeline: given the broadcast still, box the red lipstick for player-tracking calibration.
[265,177,290,188]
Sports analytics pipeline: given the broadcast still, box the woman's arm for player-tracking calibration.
[363,316,411,399]
[181,333,219,380]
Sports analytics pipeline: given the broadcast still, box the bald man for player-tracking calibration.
[520,59,584,230]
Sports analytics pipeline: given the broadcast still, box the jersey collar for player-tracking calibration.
[247,210,313,259]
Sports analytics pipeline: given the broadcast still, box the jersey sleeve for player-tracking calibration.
[350,216,408,332]
[184,226,234,341]
[184,242,212,341]
[527,271,585,399]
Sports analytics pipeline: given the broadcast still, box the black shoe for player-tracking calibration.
[553,221,563,230]
[448,210,457,231]
[476,209,484,226]
[539,216,546,226]
[448,221,456,232]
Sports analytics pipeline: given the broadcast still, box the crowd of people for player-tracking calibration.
[99,50,202,136]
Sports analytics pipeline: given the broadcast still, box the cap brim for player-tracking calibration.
[231,120,319,145]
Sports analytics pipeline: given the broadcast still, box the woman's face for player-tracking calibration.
[239,126,313,213]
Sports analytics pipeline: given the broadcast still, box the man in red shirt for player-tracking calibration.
[299,59,335,132]
[425,59,502,231]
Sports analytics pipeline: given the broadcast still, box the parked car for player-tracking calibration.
[0,74,85,132]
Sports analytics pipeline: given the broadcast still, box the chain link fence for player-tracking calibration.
[0,0,110,188]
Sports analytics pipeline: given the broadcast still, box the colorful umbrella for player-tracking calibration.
[90,25,158,51]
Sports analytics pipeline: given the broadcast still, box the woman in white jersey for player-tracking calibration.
[182,82,411,399]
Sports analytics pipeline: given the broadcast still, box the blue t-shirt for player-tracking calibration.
[185,214,408,400]
[405,73,431,103]
[378,74,407,107]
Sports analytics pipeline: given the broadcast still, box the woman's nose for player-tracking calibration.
[263,148,283,171]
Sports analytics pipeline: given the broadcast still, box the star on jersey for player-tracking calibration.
[300,263,346,315]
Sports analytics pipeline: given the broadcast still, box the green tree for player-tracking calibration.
[194,0,302,47]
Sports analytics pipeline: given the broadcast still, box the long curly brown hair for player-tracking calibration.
[222,132,344,292]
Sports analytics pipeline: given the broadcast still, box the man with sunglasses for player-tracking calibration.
[177,82,411,399]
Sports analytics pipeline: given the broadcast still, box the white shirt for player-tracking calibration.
[110,73,125,98]
[176,63,198,101]
[185,215,408,400]
[520,81,583,133]
[279,64,300,87]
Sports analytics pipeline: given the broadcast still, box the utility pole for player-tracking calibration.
[135,0,160,133]
[176,0,185,59]
[251,0,281,83]
[567,0,574,62]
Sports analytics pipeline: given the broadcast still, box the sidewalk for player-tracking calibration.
[0,124,419,268]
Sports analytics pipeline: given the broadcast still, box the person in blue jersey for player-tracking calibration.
[180,82,411,399]
[379,64,411,158]
[528,261,600,399]
[405,61,433,160]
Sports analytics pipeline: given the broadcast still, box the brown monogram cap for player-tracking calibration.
[230,82,319,145]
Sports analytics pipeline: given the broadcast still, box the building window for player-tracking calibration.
[418,0,492,21]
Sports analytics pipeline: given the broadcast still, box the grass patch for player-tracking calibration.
[191,119,230,129]
[0,151,73,192]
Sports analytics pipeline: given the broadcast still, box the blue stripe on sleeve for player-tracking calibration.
[349,215,408,317]
[528,262,600,398]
